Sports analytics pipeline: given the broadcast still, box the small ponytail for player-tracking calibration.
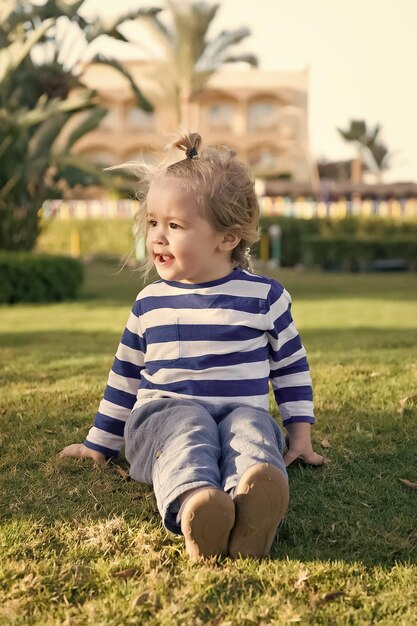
[169,132,202,162]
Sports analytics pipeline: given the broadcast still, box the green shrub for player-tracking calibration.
[302,236,417,272]
[258,216,417,267]
[258,216,322,266]
[0,253,84,304]
[36,218,135,257]
[35,215,417,268]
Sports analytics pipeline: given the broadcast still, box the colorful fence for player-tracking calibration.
[41,199,138,220]
[260,197,417,219]
[41,196,417,220]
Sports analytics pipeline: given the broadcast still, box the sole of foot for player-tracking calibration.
[229,463,289,558]
[181,488,235,560]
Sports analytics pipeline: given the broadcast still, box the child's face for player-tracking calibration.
[146,176,233,284]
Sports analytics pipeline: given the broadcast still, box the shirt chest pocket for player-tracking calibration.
[144,318,181,366]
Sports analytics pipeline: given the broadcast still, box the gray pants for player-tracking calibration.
[125,398,287,534]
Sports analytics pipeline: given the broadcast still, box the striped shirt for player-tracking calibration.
[84,268,314,457]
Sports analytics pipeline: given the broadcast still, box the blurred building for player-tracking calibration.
[73,60,318,186]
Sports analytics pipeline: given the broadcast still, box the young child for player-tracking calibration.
[60,132,324,560]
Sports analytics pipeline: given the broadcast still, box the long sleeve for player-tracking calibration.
[84,300,145,457]
[267,282,315,426]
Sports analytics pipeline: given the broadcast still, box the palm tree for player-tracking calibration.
[5,0,160,110]
[0,0,159,250]
[137,0,257,125]
[367,141,390,182]
[337,120,391,183]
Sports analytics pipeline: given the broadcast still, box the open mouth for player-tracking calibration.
[155,253,174,265]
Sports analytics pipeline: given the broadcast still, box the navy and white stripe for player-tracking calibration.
[84,268,314,456]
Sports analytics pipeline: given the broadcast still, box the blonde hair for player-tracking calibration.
[124,131,261,279]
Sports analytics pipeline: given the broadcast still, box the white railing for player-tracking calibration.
[41,199,138,219]
[41,196,417,220]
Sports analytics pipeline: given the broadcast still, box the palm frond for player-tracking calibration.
[0,135,13,160]
[222,53,258,67]
[136,13,173,54]
[349,120,367,140]
[5,0,82,31]
[85,7,162,44]
[0,0,16,24]
[0,19,54,87]
[364,124,381,148]
[54,153,133,190]
[28,112,71,160]
[15,90,96,129]
[56,0,86,17]
[168,0,219,60]
[0,173,20,201]
[63,107,108,152]
[337,126,361,143]
[369,142,389,170]
[88,54,153,112]
[200,27,252,64]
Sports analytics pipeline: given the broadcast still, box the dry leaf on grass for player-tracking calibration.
[398,395,417,415]
[112,567,138,579]
[312,591,346,609]
[399,396,411,407]
[132,592,149,606]
[399,478,417,491]
[398,396,410,415]
[294,569,309,589]
[114,464,129,480]
[321,438,331,449]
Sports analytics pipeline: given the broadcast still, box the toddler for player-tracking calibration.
[60,132,324,559]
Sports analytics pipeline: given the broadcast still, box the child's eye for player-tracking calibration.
[148,219,157,227]
[169,223,181,230]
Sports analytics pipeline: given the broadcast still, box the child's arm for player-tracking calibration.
[267,282,325,466]
[59,443,107,465]
[283,422,324,466]
[59,299,145,465]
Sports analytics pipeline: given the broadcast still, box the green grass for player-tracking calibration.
[1,260,417,625]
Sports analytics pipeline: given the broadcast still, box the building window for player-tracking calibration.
[248,100,279,131]
[207,102,235,130]
[278,111,302,142]
[126,108,155,131]
[248,146,280,173]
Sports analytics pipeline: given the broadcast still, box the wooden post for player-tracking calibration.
[351,158,362,183]
[260,234,269,262]
[70,228,81,258]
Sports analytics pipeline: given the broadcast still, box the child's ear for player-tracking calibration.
[219,232,241,251]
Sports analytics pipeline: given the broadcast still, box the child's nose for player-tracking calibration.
[152,228,168,245]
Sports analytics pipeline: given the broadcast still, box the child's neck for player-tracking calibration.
[179,261,235,284]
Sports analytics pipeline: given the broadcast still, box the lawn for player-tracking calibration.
[1,259,417,625]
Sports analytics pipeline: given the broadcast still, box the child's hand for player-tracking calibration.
[59,443,107,466]
[284,422,326,467]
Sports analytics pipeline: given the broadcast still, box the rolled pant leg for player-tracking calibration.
[217,405,288,493]
[125,398,222,534]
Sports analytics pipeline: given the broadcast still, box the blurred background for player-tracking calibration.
[1,0,417,291]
